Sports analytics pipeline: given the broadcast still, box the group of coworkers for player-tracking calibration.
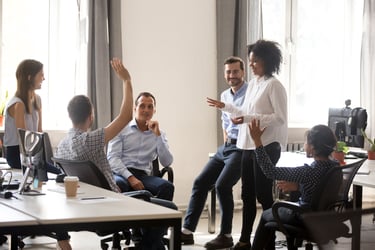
[2,39,341,250]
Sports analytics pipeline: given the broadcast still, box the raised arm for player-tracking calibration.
[104,58,133,144]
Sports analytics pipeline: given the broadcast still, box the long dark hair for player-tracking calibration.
[15,59,43,114]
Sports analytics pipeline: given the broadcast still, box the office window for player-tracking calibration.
[262,0,364,127]
[0,0,87,129]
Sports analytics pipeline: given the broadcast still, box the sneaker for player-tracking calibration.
[181,232,194,245]
[233,241,251,250]
[204,234,233,249]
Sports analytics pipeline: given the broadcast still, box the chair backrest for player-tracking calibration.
[43,132,55,167]
[337,159,366,207]
[310,166,343,211]
[51,157,112,190]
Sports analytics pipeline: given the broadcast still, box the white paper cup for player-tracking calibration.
[64,176,79,197]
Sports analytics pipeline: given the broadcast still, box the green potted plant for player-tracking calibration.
[333,141,349,165]
[361,129,375,160]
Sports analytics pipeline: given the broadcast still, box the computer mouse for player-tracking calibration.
[55,174,67,183]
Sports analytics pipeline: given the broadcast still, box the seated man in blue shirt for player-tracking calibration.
[107,92,174,201]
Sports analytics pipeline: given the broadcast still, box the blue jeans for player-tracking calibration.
[239,142,281,245]
[183,143,243,234]
[114,170,174,201]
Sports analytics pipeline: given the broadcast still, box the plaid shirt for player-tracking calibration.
[56,127,118,192]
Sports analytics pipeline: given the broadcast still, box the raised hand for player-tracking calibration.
[110,58,131,82]
[249,119,265,147]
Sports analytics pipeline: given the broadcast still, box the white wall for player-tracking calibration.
[121,0,218,206]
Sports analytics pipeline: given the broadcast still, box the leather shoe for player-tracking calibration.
[233,241,251,250]
[181,232,194,245]
[204,234,233,249]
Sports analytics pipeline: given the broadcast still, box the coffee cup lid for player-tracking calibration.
[64,176,79,182]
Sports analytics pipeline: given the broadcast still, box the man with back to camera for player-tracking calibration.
[54,58,132,249]
[56,59,171,249]
[107,91,174,202]
[181,56,248,249]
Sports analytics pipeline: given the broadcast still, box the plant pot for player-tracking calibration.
[368,150,375,160]
[332,151,345,165]
[0,115,3,127]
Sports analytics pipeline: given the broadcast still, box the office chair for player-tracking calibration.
[51,157,176,250]
[302,206,375,250]
[265,166,345,250]
[335,159,366,211]
[152,157,174,183]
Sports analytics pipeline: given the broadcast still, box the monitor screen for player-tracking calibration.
[17,129,47,194]
[328,107,366,148]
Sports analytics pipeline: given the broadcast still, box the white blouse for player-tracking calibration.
[221,76,288,150]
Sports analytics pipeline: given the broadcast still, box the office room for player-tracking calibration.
[0,0,375,249]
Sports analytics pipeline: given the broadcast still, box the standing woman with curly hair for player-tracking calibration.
[207,40,288,249]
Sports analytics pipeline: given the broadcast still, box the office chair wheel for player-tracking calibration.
[17,239,25,249]
[0,235,7,246]
[100,242,109,250]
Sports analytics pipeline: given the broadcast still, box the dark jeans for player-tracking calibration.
[183,143,242,234]
[116,175,178,250]
[252,206,303,250]
[239,142,281,245]
[5,146,22,169]
[114,169,174,201]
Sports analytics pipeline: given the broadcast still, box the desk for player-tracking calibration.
[0,181,182,250]
[0,203,38,248]
[350,159,375,250]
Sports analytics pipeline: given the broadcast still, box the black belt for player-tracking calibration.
[226,138,237,145]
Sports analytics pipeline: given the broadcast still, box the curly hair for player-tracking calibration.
[306,125,337,157]
[247,40,282,76]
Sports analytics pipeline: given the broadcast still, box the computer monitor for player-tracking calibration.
[17,129,47,194]
[328,101,367,148]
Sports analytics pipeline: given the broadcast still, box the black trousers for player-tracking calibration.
[239,142,281,245]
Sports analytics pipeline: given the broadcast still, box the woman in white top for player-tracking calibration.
[3,59,44,169]
[207,40,287,250]
[3,59,71,249]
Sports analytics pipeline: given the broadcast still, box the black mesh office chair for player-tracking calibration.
[152,157,174,183]
[302,206,375,250]
[51,157,176,250]
[265,166,345,250]
[335,159,366,211]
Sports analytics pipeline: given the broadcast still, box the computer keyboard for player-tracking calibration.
[348,151,368,159]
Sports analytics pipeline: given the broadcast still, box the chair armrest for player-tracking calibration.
[123,190,152,201]
[160,166,174,183]
[271,201,308,236]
